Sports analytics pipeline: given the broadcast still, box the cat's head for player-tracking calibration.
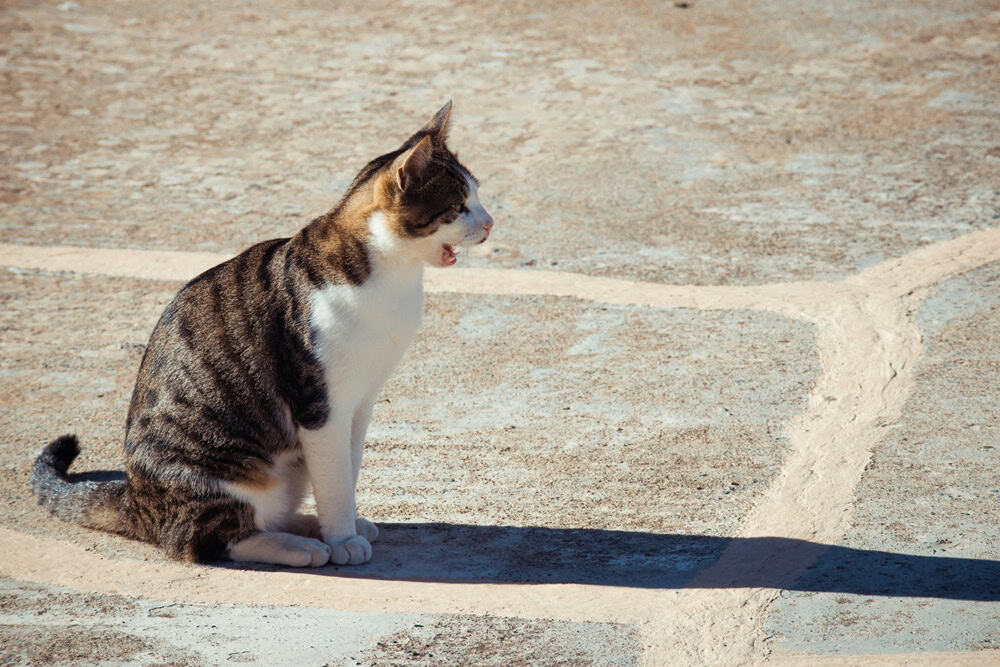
[363,102,494,267]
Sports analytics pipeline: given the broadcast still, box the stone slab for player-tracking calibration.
[2,1,998,284]
[0,579,640,666]
[767,261,1000,655]
[0,272,817,580]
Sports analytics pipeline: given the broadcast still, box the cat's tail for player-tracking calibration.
[31,435,137,538]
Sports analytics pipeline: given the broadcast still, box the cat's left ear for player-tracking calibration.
[394,135,434,192]
[422,100,452,144]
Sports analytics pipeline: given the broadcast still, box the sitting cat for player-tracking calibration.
[31,101,493,567]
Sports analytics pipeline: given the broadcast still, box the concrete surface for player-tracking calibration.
[0,579,639,666]
[2,0,999,665]
[766,261,1000,656]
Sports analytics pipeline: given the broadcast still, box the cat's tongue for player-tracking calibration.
[440,244,457,267]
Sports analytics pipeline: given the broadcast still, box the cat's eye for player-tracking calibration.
[455,204,469,214]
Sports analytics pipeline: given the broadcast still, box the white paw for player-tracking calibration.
[355,517,379,543]
[228,532,331,568]
[291,536,333,567]
[327,534,372,565]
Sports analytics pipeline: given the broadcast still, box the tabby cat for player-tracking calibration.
[32,102,493,567]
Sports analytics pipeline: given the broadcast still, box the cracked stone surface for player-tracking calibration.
[2,1,999,284]
[1,0,999,665]
[0,579,640,666]
[766,261,1000,656]
[0,272,817,572]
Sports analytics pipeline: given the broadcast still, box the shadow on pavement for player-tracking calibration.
[62,472,994,601]
[252,522,1000,601]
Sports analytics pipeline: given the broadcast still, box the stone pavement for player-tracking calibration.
[1,1,998,664]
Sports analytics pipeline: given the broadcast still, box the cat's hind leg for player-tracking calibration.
[166,496,329,567]
[282,512,322,539]
[228,531,331,567]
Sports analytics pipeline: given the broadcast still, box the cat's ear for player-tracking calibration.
[422,100,452,144]
[394,135,433,192]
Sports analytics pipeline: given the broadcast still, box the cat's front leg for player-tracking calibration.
[351,396,379,544]
[298,418,372,565]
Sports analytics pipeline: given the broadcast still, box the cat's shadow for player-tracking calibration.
[218,522,1000,601]
[69,469,996,600]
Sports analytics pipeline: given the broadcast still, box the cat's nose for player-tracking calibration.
[480,210,494,233]
[471,208,493,243]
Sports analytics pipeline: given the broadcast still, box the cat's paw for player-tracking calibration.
[229,532,331,568]
[326,535,372,565]
[355,517,379,543]
[290,536,333,567]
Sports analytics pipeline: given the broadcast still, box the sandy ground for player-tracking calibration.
[2,0,999,665]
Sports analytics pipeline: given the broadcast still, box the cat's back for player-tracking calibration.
[172,236,293,326]
[123,237,322,477]
[135,236,297,387]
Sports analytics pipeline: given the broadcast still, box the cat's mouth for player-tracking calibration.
[440,243,458,267]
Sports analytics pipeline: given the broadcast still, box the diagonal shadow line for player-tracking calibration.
[214,522,1000,601]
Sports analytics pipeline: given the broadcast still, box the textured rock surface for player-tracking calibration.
[1,0,998,664]
[767,262,1000,655]
[0,579,640,666]
[2,1,998,283]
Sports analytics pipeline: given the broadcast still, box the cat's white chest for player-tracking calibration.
[309,268,423,408]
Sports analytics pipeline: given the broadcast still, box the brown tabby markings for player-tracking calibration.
[31,103,480,563]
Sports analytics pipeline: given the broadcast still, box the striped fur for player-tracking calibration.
[31,102,493,566]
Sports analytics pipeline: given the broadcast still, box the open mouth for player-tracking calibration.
[440,243,458,266]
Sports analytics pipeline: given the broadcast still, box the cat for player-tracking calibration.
[31,101,493,567]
